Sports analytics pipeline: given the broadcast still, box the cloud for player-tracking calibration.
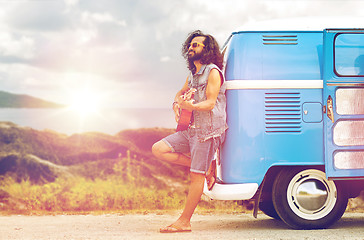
[0,0,363,108]
[160,56,171,62]
[5,1,69,31]
[0,32,35,60]
[81,11,127,27]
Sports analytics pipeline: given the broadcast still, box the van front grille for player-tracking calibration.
[263,35,298,45]
[265,92,302,133]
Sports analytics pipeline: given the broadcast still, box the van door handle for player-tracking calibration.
[327,95,334,123]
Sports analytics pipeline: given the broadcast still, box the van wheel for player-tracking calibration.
[272,168,347,229]
[259,200,280,220]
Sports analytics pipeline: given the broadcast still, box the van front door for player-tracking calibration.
[323,29,364,179]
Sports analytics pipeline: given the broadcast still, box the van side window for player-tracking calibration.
[334,33,364,77]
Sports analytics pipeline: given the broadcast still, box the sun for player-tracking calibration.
[69,89,101,116]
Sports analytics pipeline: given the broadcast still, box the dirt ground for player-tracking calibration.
[0,212,363,240]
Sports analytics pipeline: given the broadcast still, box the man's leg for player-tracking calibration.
[179,172,205,221]
[152,140,191,167]
[160,172,205,232]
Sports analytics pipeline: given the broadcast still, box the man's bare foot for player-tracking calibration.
[160,219,191,233]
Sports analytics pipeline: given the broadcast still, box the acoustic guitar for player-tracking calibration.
[176,89,196,132]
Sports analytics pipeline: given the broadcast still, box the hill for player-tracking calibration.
[0,91,64,108]
[0,122,200,212]
[0,122,362,213]
[0,122,183,183]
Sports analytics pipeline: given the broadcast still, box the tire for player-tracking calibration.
[259,200,281,220]
[272,168,348,229]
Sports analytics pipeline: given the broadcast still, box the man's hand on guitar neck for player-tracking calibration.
[183,88,196,101]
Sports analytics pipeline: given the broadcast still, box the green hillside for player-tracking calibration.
[0,122,362,214]
[0,91,64,108]
[0,122,184,183]
[0,123,204,213]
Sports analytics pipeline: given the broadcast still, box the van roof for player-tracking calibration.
[233,16,364,33]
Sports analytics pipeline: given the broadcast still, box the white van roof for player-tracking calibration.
[234,16,364,32]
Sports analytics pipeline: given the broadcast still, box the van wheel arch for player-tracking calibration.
[261,165,326,198]
[257,166,283,219]
[258,165,331,221]
[271,167,348,229]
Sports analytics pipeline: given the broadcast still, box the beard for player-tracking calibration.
[188,50,203,62]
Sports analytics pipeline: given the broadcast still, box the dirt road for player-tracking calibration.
[0,212,363,240]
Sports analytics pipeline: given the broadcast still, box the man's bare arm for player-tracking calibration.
[180,69,221,111]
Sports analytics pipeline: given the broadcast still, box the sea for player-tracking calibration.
[0,108,176,135]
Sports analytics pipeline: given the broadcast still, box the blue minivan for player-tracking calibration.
[204,26,364,229]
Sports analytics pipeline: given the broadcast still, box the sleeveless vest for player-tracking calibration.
[188,63,228,142]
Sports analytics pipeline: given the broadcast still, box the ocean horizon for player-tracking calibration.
[0,108,176,135]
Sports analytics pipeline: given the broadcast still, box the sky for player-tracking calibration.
[1,0,364,109]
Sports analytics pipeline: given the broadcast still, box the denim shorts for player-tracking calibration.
[162,129,224,174]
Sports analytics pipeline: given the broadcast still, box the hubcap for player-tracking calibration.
[287,169,337,220]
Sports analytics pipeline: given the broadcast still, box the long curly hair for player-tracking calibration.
[182,30,223,74]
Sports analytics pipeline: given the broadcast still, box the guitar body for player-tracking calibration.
[176,109,193,132]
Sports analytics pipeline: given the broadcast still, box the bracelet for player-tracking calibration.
[172,101,179,110]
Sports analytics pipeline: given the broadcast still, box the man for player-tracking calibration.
[152,30,228,233]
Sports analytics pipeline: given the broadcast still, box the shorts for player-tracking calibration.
[162,129,225,174]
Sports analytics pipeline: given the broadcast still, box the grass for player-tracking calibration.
[0,176,186,213]
[0,152,243,214]
[0,175,245,215]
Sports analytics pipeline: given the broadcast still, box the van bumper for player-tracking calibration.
[203,181,259,200]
